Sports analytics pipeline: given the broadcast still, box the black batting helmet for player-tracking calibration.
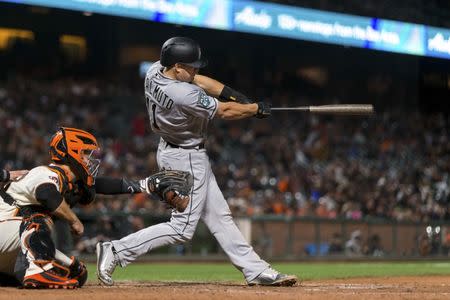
[160,37,208,68]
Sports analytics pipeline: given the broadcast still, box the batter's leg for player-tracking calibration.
[96,149,208,286]
[202,174,298,286]
[201,171,269,281]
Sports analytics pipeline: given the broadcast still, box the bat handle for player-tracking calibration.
[270,107,310,111]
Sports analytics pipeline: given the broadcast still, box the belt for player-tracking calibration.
[165,140,205,150]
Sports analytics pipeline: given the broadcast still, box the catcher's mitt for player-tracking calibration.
[145,170,193,212]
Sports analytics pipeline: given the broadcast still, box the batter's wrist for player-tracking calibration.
[255,102,271,119]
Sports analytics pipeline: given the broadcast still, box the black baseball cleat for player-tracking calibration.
[247,267,299,286]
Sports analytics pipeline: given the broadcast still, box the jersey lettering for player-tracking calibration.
[144,61,218,147]
[153,85,173,109]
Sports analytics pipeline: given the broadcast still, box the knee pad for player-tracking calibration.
[20,214,55,261]
[13,251,28,283]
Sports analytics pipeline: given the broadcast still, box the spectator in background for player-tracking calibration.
[364,234,384,257]
[418,233,432,256]
[328,232,344,255]
[345,230,363,257]
[1,70,449,227]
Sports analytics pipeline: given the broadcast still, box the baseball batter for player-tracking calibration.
[97,37,298,286]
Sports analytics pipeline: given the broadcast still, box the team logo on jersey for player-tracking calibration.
[49,176,59,185]
[197,93,211,108]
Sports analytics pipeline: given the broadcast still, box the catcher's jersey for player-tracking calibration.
[144,61,219,147]
[4,166,61,211]
[0,195,17,220]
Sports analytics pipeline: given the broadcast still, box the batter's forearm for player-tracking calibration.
[216,102,258,120]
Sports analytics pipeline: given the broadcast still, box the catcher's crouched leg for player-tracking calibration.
[19,214,78,289]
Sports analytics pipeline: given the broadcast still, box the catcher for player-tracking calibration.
[0,127,192,289]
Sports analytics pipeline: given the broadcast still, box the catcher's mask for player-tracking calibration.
[49,127,100,186]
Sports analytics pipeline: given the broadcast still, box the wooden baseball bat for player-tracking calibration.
[271,104,374,115]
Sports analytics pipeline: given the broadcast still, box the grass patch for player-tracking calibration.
[86,261,450,283]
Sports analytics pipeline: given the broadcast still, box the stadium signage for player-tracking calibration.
[234,6,272,30]
[427,30,450,57]
[1,0,449,60]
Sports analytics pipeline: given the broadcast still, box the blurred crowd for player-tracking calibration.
[220,110,450,222]
[303,230,385,257]
[1,75,449,249]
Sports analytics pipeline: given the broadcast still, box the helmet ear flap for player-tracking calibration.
[52,140,66,160]
[50,128,68,162]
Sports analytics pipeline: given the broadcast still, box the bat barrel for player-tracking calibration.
[271,104,374,115]
[309,104,374,115]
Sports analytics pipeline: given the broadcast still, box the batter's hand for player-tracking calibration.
[256,102,271,119]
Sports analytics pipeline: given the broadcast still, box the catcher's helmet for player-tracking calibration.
[49,127,100,186]
[160,37,208,68]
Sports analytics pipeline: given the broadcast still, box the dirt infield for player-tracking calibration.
[1,276,449,299]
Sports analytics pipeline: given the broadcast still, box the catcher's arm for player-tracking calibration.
[93,171,193,212]
[1,169,28,182]
[94,177,146,195]
[53,200,84,236]
[32,183,84,236]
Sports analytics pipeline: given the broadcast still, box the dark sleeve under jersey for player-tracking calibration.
[94,177,143,195]
[35,183,63,212]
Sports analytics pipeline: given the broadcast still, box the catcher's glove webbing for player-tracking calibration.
[142,170,193,212]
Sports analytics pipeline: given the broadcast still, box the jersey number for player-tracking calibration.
[151,104,160,129]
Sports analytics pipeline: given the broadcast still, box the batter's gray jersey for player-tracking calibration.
[111,61,270,282]
[144,61,218,147]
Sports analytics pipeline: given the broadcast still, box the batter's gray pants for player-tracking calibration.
[111,144,269,281]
